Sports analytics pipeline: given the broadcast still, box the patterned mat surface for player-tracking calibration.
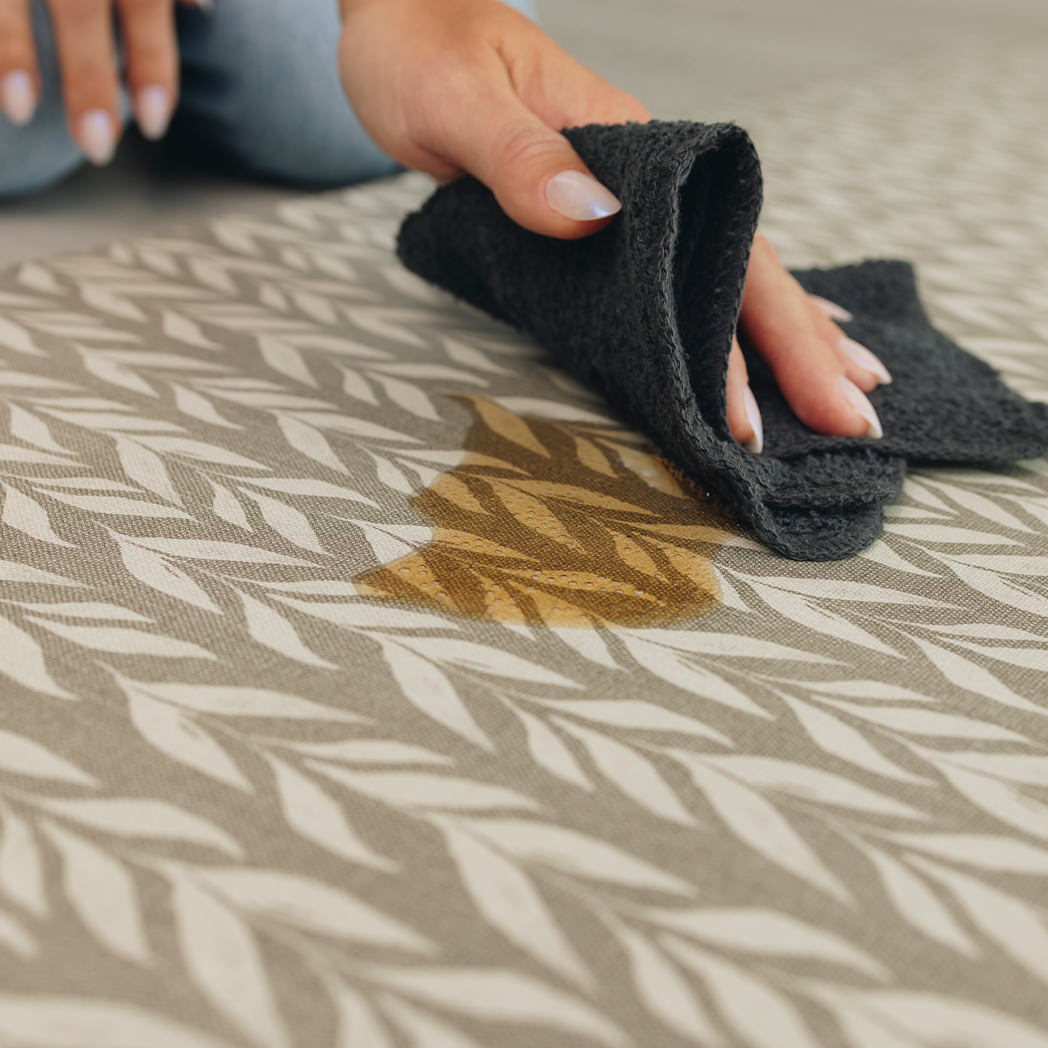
[0,39,1047,1048]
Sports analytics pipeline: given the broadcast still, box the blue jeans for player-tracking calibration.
[1,0,534,199]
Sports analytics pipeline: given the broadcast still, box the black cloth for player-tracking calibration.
[396,120,1048,560]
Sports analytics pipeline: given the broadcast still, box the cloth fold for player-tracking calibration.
[397,120,1048,560]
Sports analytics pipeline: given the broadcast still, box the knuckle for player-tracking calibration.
[119,0,163,15]
[56,0,104,22]
[497,122,560,172]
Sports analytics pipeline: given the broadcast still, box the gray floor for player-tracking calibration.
[1,0,1045,267]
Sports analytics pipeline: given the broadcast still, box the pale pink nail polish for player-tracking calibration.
[546,170,621,221]
[135,85,171,140]
[839,375,883,438]
[742,385,764,454]
[77,110,116,165]
[1,71,36,126]
[810,294,853,323]
[839,335,892,385]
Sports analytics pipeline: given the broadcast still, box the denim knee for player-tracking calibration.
[0,121,85,200]
[176,0,397,187]
[0,0,86,199]
[175,0,538,188]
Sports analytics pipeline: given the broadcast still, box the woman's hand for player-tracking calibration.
[0,0,199,163]
[338,0,890,450]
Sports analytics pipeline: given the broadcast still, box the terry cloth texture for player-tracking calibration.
[396,120,1048,560]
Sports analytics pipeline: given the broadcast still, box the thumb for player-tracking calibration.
[441,90,623,240]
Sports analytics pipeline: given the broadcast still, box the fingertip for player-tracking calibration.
[134,85,172,140]
[77,109,117,165]
[1,71,37,126]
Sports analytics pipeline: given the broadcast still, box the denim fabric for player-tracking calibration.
[0,0,535,198]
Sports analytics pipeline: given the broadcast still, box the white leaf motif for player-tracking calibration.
[365,966,627,1047]
[311,765,538,813]
[269,758,395,871]
[116,541,222,612]
[443,826,592,988]
[464,817,692,894]
[664,935,821,1048]
[646,906,887,978]
[0,729,96,786]
[170,877,288,1048]
[198,868,432,953]
[671,752,849,902]
[0,995,234,1048]
[119,679,363,723]
[863,847,977,956]
[128,693,249,790]
[27,618,214,660]
[0,616,73,699]
[516,710,592,789]
[41,799,241,857]
[700,755,925,820]
[380,641,491,749]
[535,697,730,743]
[240,592,336,669]
[615,926,723,1045]
[40,822,149,964]
[554,719,695,826]
[0,810,47,916]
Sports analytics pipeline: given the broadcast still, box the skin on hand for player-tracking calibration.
[338,0,892,449]
[0,0,202,163]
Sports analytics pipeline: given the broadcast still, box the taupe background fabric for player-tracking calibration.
[1,26,1048,1048]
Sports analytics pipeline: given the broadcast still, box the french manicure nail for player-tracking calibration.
[546,170,622,221]
[78,109,116,165]
[1,71,36,126]
[839,335,892,385]
[839,375,883,439]
[135,85,171,140]
[742,384,764,454]
[810,294,853,323]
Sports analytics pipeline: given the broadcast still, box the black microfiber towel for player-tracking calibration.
[396,120,1048,560]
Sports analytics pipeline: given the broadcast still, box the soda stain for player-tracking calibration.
[354,396,738,628]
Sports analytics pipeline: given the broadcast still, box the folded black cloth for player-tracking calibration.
[397,121,1048,560]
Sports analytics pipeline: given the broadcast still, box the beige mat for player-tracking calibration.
[0,38,1046,1048]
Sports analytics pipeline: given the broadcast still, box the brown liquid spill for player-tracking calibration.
[354,397,739,628]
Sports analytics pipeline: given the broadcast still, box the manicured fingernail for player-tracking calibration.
[742,385,764,454]
[839,375,883,439]
[839,335,892,385]
[546,170,621,221]
[135,85,171,140]
[77,109,116,165]
[1,71,36,126]
[810,295,853,323]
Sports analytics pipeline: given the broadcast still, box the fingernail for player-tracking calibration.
[742,384,764,454]
[190,0,214,9]
[810,294,853,323]
[546,170,622,221]
[1,71,36,126]
[839,335,892,385]
[838,375,883,439]
[135,85,171,140]
[77,109,116,165]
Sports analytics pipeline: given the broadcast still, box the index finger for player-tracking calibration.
[0,0,40,125]
[49,0,122,164]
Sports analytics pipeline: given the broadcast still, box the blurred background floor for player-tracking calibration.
[1,0,1045,268]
